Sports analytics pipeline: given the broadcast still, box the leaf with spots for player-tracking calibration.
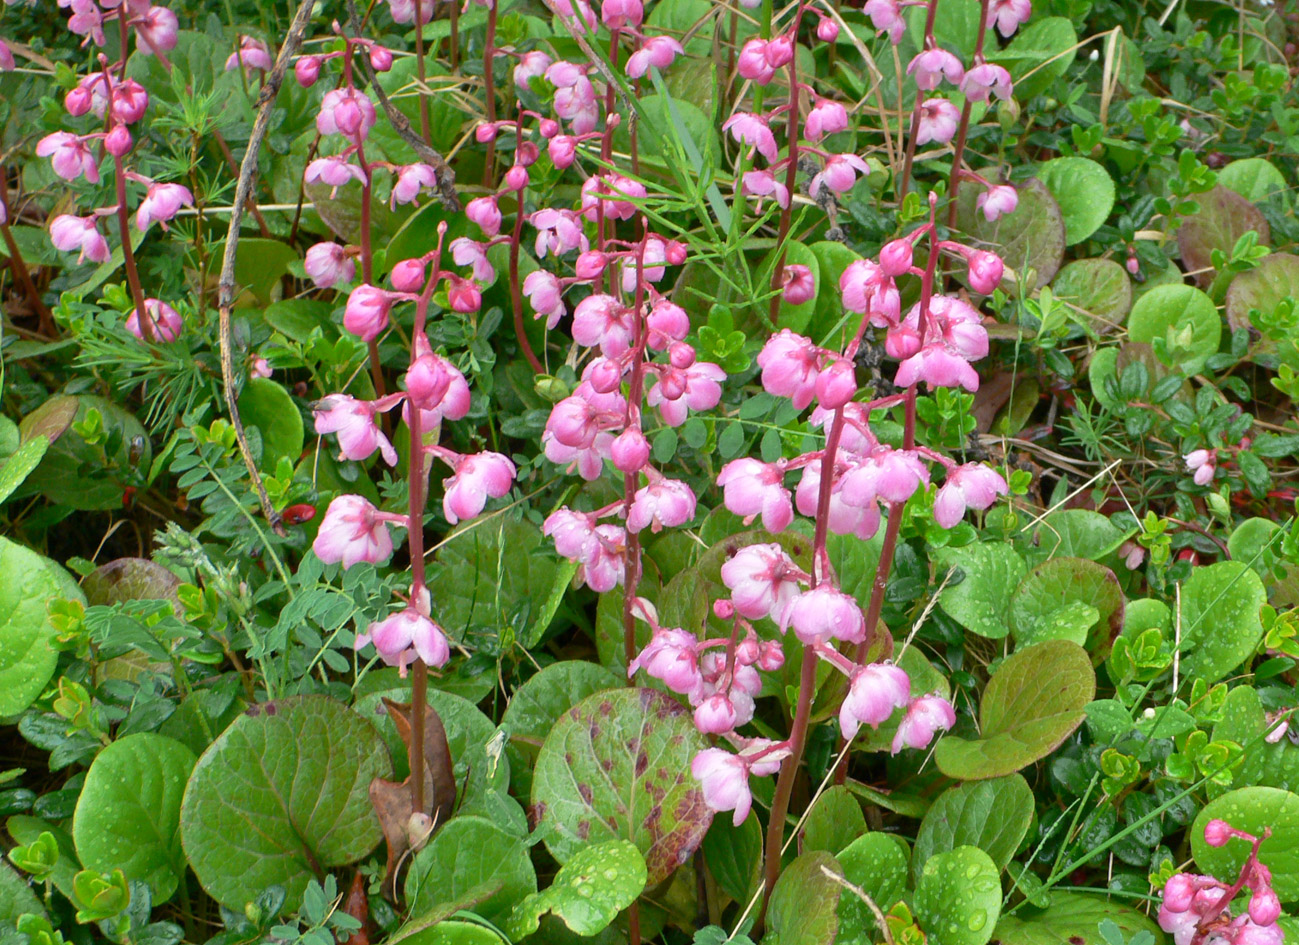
[531,688,712,886]
[180,696,391,910]
[836,834,910,944]
[765,850,842,945]
[1191,787,1299,901]
[72,734,195,904]
[989,892,1165,945]
[913,846,1001,945]
[934,641,1095,780]
[502,839,646,940]
[912,775,1033,882]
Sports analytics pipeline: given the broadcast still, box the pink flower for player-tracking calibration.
[136,182,194,232]
[720,542,805,621]
[694,695,739,735]
[442,451,516,523]
[344,285,394,341]
[580,524,627,591]
[314,394,398,466]
[782,265,816,305]
[450,237,496,283]
[1185,448,1217,485]
[757,329,822,410]
[840,447,930,506]
[840,662,911,739]
[916,98,960,145]
[548,135,579,169]
[815,357,857,408]
[580,174,647,222]
[295,56,322,87]
[626,36,683,78]
[737,40,776,85]
[531,207,589,258]
[386,0,436,25]
[465,196,502,237]
[863,0,906,43]
[816,16,840,42]
[251,356,272,379]
[64,0,106,45]
[313,495,395,568]
[796,459,883,540]
[523,270,566,328]
[692,749,753,826]
[895,346,980,391]
[112,79,149,124]
[723,113,778,163]
[840,260,898,325]
[391,163,437,208]
[646,299,690,349]
[135,9,180,57]
[781,586,865,645]
[317,88,377,143]
[36,132,99,183]
[967,250,1004,294]
[805,100,849,141]
[305,242,355,288]
[810,153,871,197]
[987,0,1031,36]
[879,240,913,277]
[126,299,184,342]
[961,63,1014,102]
[934,462,1008,527]
[647,361,725,426]
[226,36,273,75]
[629,627,701,693]
[610,427,650,472]
[742,170,789,208]
[405,339,471,421]
[718,460,794,534]
[305,156,366,195]
[50,215,109,264]
[357,608,450,672]
[907,48,964,90]
[892,694,956,753]
[546,62,599,134]
[628,477,697,533]
[544,509,599,561]
[572,294,634,358]
[514,50,552,89]
[976,184,1018,221]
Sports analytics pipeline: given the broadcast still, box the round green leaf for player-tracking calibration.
[1010,558,1124,649]
[394,921,504,945]
[1037,158,1115,246]
[807,240,864,344]
[933,542,1028,640]
[959,179,1066,290]
[0,539,84,717]
[837,833,909,944]
[1177,560,1266,684]
[532,688,712,886]
[1176,186,1270,287]
[501,661,620,798]
[180,696,391,910]
[1127,284,1221,376]
[935,640,1095,780]
[802,785,868,855]
[405,815,535,924]
[1030,509,1134,563]
[0,861,42,924]
[766,851,842,945]
[988,17,1077,101]
[702,812,762,906]
[503,840,647,941]
[1217,158,1288,205]
[989,891,1164,945]
[1051,259,1132,331]
[1212,686,1299,794]
[914,846,1001,945]
[1191,787,1299,900]
[72,733,196,903]
[913,775,1033,882]
[237,378,304,471]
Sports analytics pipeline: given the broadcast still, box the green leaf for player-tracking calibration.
[72,734,195,904]
[236,379,304,471]
[702,812,762,906]
[503,840,646,940]
[82,558,181,606]
[20,395,151,511]
[1212,685,1299,792]
[0,436,48,506]
[958,179,1066,290]
[501,661,619,799]
[405,815,535,924]
[1037,159,1115,246]
[180,696,391,910]
[1176,186,1270,287]
[913,846,1001,945]
[7,816,80,900]
[988,17,1078,101]
[1010,558,1123,649]
[1030,510,1135,562]
[0,860,43,924]
[1191,787,1299,900]
[1126,284,1222,378]
[392,921,505,945]
[989,892,1164,945]
[912,775,1033,882]
[1224,253,1299,336]
[212,238,299,308]
[765,851,842,945]
[1050,260,1133,332]
[1216,158,1288,205]
[532,688,712,886]
[933,542,1027,639]
[934,640,1095,780]
[263,299,337,343]
[525,557,580,648]
[802,786,867,855]
[1177,561,1266,684]
[836,834,909,944]
[354,687,494,786]
[0,539,85,716]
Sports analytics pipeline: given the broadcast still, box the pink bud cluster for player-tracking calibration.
[1158,821,1282,945]
[51,0,178,53]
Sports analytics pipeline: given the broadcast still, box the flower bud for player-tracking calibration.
[295,55,321,87]
[714,599,735,620]
[575,250,607,280]
[65,85,93,117]
[447,278,482,313]
[475,122,498,143]
[105,124,133,156]
[967,250,1004,295]
[816,16,839,41]
[610,427,651,472]
[668,341,696,369]
[765,34,794,68]
[370,45,393,72]
[1203,819,1233,848]
[504,164,529,190]
[516,141,540,166]
[539,118,560,138]
[391,258,427,293]
[879,239,913,277]
[587,357,624,393]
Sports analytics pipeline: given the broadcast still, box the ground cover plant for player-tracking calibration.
[0,0,1298,943]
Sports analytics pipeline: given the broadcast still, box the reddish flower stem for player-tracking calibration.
[945,0,990,227]
[509,105,544,374]
[767,0,808,327]
[896,0,940,205]
[0,169,52,325]
[482,0,499,187]
[621,222,651,669]
[413,0,432,144]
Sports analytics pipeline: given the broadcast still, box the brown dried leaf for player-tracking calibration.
[341,871,370,945]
